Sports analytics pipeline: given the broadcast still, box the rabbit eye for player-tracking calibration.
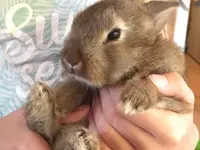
[107,28,121,41]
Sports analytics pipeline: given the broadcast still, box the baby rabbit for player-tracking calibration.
[25,0,192,150]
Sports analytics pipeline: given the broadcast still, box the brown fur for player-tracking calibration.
[25,0,192,150]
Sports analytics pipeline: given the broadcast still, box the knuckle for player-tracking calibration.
[95,115,110,136]
[170,136,182,146]
[187,88,195,102]
[98,124,110,136]
[163,137,181,148]
[170,71,181,79]
[105,110,116,124]
[193,125,199,143]
[161,124,186,148]
[166,131,184,147]
[169,72,195,103]
[170,72,183,85]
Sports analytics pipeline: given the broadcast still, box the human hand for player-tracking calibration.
[0,108,51,150]
[2,72,197,150]
[88,72,199,150]
[0,106,90,150]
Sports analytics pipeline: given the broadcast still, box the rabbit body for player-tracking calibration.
[25,0,192,150]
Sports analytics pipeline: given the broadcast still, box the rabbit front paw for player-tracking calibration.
[119,77,158,115]
[25,82,57,144]
[53,125,100,150]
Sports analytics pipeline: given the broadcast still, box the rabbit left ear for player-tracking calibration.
[142,1,179,32]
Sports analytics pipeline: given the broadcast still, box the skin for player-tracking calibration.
[88,72,198,150]
[0,72,198,150]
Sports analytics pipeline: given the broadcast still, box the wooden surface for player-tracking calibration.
[187,1,200,63]
[185,54,200,135]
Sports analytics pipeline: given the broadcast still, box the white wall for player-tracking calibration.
[173,0,191,51]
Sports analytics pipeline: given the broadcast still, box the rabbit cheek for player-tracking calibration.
[82,59,107,87]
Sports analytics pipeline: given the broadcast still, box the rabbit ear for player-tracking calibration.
[142,1,179,32]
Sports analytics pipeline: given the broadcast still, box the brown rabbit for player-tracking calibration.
[25,0,192,150]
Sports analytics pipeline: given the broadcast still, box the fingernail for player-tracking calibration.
[149,74,168,88]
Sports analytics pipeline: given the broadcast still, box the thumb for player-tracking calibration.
[58,105,91,124]
[149,72,194,104]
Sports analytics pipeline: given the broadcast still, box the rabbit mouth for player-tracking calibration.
[67,73,95,88]
[66,73,104,88]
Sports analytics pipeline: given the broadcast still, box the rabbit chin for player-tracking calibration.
[68,74,103,88]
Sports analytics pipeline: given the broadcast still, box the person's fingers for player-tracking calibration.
[107,86,193,147]
[107,72,195,146]
[100,88,163,150]
[88,118,112,150]
[59,105,90,124]
[172,124,199,150]
[99,141,112,150]
[127,108,192,146]
[0,108,51,150]
[23,131,51,150]
[149,72,194,104]
[105,72,195,105]
[92,97,135,150]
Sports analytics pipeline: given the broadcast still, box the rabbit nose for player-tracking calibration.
[71,61,80,67]
[67,58,82,70]
[71,61,82,70]
[67,56,81,66]
[64,48,82,70]
[63,57,82,73]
